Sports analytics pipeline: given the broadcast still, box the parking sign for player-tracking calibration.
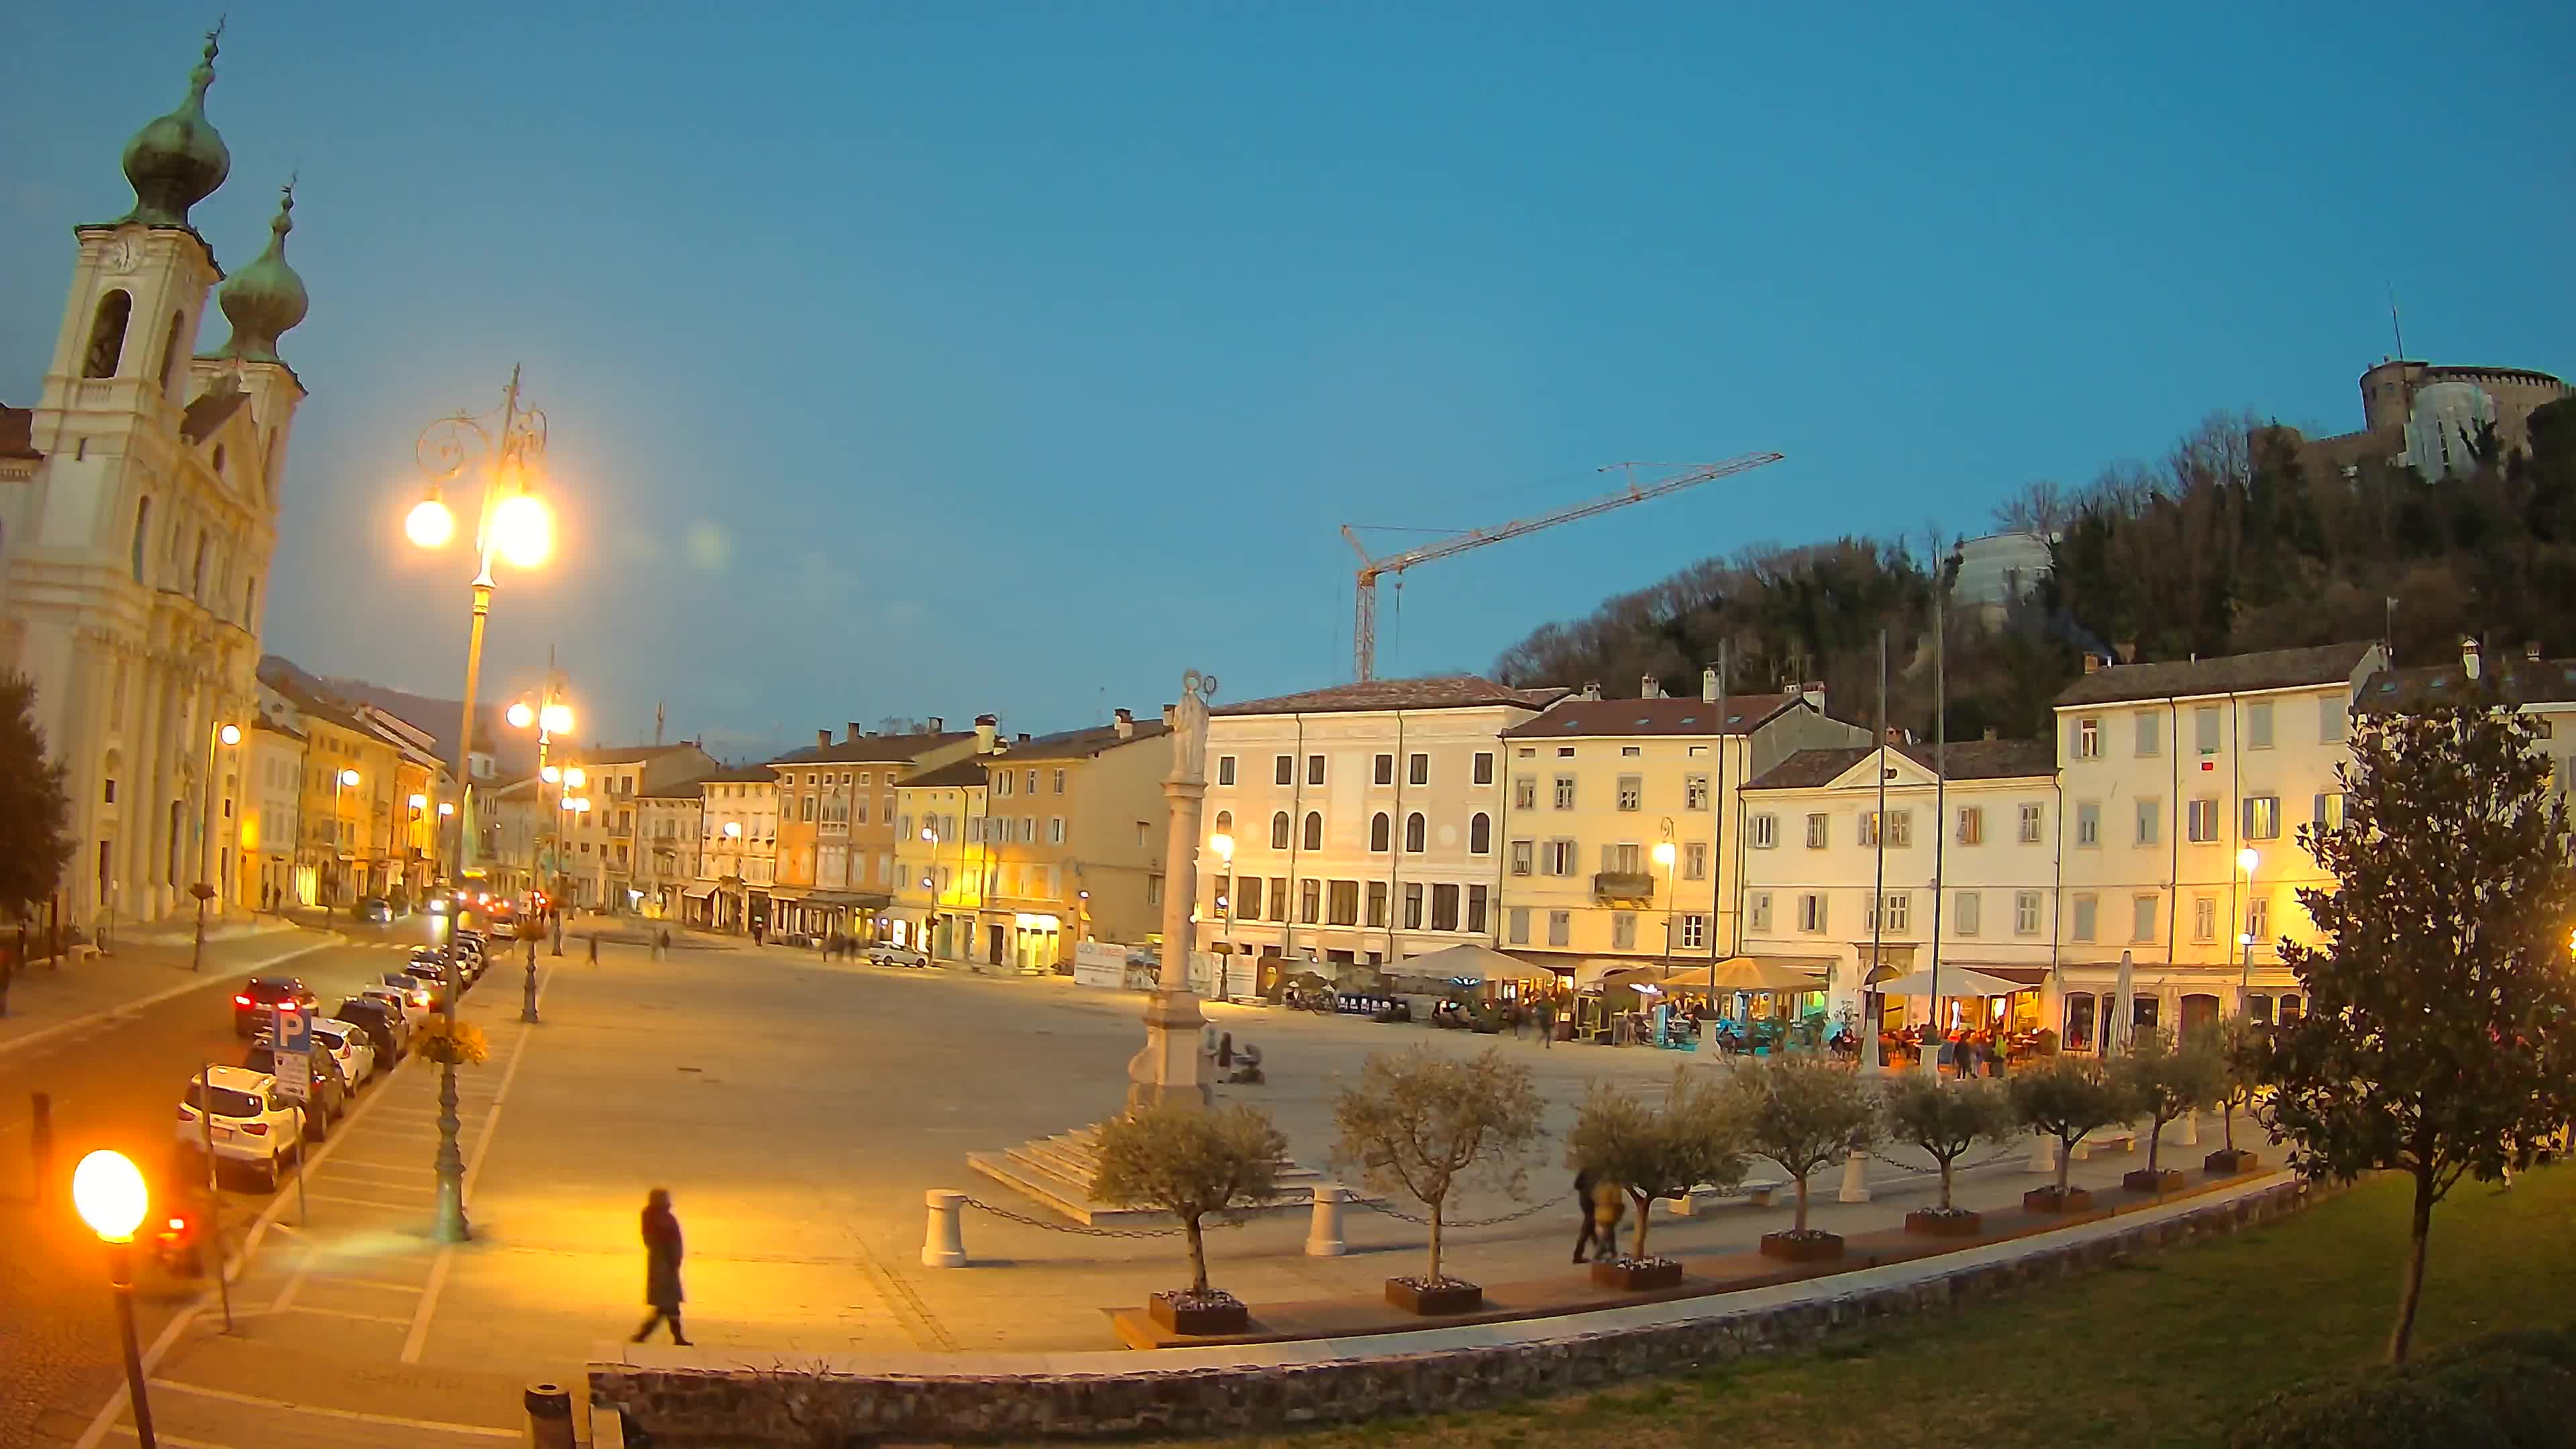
[272,1004,312,1101]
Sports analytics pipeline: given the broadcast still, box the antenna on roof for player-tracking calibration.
[654,700,665,747]
[2387,282,2405,360]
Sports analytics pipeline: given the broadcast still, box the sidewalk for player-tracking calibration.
[0,921,333,1061]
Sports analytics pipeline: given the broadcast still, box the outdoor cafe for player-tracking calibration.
[1569,956,1833,1051]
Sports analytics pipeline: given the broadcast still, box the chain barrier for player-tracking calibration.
[957,1196,1198,1239]
[1348,1195,1560,1230]
[1862,1145,2024,1178]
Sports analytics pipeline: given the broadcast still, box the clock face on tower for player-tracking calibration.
[101,235,140,276]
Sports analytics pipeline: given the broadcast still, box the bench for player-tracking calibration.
[1670,1177,1788,1215]
[2071,1128,2138,1161]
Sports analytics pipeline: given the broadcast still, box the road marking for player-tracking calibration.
[0,932,338,1063]
[305,1192,415,1210]
[108,1428,233,1449]
[279,1303,415,1326]
[146,1381,517,1438]
[307,1274,426,1294]
[399,967,546,1366]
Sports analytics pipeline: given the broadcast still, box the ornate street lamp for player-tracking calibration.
[191,722,242,973]
[72,1150,157,1448]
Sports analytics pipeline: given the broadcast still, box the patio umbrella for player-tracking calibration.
[1697,955,1830,994]
[2113,949,2135,1055]
[1399,943,1558,983]
[1871,966,2031,998]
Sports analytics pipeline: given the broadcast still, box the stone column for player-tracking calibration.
[1127,671,1216,1114]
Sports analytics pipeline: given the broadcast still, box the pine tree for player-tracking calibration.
[0,673,73,915]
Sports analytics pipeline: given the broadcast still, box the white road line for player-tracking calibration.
[145,1381,517,1438]
[108,1428,233,1449]
[399,970,545,1366]
[278,1303,414,1326]
[304,1192,414,1210]
[305,1274,425,1294]
[0,933,337,1064]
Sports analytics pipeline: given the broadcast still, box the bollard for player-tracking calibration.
[1304,1184,1348,1256]
[2028,1130,2059,1175]
[30,1091,54,1191]
[2180,1109,2200,1147]
[523,1382,574,1449]
[922,1189,967,1268]
[1835,1146,1871,1203]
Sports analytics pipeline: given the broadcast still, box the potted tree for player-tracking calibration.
[2009,1055,2134,1212]
[1332,1046,1544,1315]
[1091,1103,1286,1336]
[2114,1028,2222,1194]
[1566,1069,1744,1289]
[1716,1054,1880,1262]
[2205,1014,2267,1175]
[1882,1074,2017,1236]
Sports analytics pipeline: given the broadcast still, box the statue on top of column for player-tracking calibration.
[1169,668,1218,786]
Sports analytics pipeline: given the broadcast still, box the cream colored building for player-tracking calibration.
[892,754,994,962]
[767,722,976,943]
[1737,739,2059,1033]
[636,782,705,919]
[977,710,1173,970]
[692,765,776,932]
[1495,672,1864,975]
[2050,641,2385,1049]
[1198,676,1567,971]
[554,743,716,912]
[0,35,309,925]
[239,718,304,910]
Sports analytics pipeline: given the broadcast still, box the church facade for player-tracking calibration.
[0,28,311,927]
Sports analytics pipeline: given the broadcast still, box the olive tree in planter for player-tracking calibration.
[2205,1014,2269,1175]
[1566,1069,1744,1289]
[1091,1103,1286,1336]
[2008,1055,2135,1212]
[1716,1054,1880,1262]
[1332,1046,1544,1316]
[1881,1074,2017,1236]
[2112,1028,2224,1194]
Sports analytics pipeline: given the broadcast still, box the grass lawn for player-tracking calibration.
[1132,1164,2576,1449]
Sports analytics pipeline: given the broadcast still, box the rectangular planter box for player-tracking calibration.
[1904,1208,1984,1237]
[2023,1186,2094,1214]
[1147,1292,1248,1337]
[1589,1258,1684,1291]
[1757,1231,1845,1263]
[2204,1148,2260,1175]
[2123,1168,2186,1195]
[1384,1278,1483,1316]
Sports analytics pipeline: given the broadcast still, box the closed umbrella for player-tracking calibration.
[2112,949,2134,1055]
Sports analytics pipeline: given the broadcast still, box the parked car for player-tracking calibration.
[333,996,407,1063]
[864,943,930,969]
[308,1016,377,1087]
[177,1065,304,1189]
[243,1034,349,1139]
[357,986,423,1044]
[232,976,319,1038]
[358,896,394,924]
[380,971,439,1013]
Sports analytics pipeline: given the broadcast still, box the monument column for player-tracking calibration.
[1128,669,1218,1112]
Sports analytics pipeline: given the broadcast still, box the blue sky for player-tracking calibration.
[8,3,2571,757]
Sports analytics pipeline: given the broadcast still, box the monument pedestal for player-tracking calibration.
[1126,987,1212,1112]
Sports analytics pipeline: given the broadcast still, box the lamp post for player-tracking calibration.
[1210,831,1234,999]
[511,690,574,951]
[190,721,241,973]
[2237,847,2260,1008]
[327,767,358,919]
[72,1149,157,1448]
[1652,820,1678,961]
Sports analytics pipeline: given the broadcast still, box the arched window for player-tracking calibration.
[85,290,131,378]
[1369,812,1391,852]
[1469,812,1492,855]
[1404,812,1426,853]
[1212,809,1232,837]
[156,311,184,396]
[211,443,227,477]
[1270,811,1290,850]
[129,497,152,584]
[1301,812,1322,851]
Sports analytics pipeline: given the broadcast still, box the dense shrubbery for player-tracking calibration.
[2229,1324,2576,1448]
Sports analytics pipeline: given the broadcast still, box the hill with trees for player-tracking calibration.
[1491,396,2576,740]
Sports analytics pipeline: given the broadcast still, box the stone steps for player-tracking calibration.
[968,1121,1342,1227]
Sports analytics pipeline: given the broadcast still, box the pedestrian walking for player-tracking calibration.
[587,934,600,967]
[659,927,672,961]
[631,1188,690,1344]
[1536,996,1556,1049]
[1572,1169,1621,1264]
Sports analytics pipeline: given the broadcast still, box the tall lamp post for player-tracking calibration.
[72,1150,157,1448]
[328,767,359,918]
[191,721,241,972]
[404,370,553,1248]
[1210,831,1234,999]
[2236,847,2260,1010]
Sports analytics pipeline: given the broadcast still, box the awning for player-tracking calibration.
[767,889,810,904]
[1399,943,1560,983]
[1686,955,1833,993]
[1872,967,2035,998]
[802,891,887,908]
[1946,963,2049,986]
[680,884,716,900]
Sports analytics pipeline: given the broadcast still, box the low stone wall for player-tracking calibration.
[592,1177,2310,1446]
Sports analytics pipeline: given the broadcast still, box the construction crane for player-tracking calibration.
[1340,452,1785,682]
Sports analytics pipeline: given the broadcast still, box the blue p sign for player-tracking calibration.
[273,1004,311,1055]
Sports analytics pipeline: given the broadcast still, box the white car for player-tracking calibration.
[177,1065,305,1190]
[309,1017,377,1087]
[864,943,929,969]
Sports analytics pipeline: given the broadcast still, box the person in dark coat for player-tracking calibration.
[1572,1169,1608,1263]
[632,1187,691,1344]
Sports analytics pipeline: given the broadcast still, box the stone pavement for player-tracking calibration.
[0,918,329,1061]
[68,932,2261,1446]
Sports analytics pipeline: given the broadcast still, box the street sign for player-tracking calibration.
[271,1004,311,1101]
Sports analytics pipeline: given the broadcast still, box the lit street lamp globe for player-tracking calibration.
[338,769,360,788]
[405,495,455,549]
[506,701,535,730]
[1652,841,1677,867]
[563,766,587,790]
[541,702,573,734]
[541,765,561,784]
[218,723,241,747]
[2237,847,2260,874]
[491,493,552,570]
[72,1150,148,1244]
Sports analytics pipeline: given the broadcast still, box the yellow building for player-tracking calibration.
[892,755,991,963]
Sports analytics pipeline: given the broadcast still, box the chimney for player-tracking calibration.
[1017,732,1030,744]
[846,722,863,744]
[1161,703,1177,729]
[816,729,831,749]
[2462,636,2481,682]
[1701,666,1719,703]
[1640,674,1662,700]
[974,714,998,753]
[1884,726,1902,745]
[926,716,944,733]
[2083,654,2102,675]
[2527,641,2542,663]
[1801,680,1827,712]
[1984,726,1998,741]
[1114,707,1134,740]
[1580,680,1603,702]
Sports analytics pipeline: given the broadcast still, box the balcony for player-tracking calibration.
[1593,871,1656,904]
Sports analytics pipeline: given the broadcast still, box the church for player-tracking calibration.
[0,26,309,928]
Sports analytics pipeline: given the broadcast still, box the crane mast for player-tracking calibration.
[1342,451,1785,682]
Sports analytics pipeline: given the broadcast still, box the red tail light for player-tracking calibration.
[166,1217,186,1231]
[240,1122,269,1136]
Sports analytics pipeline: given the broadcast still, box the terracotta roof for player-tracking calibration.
[767,731,973,766]
[251,718,305,742]
[180,387,250,444]
[2053,642,2378,707]
[0,407,38,460]
[1744,739,2057,792]
[699,764,777,785]
[2358,657,2576,712]
[580,743,713,765]
[904,757,990,790]
[991,720,1171,762]
[1214,676,1567,717]
[1501,694,1803,739]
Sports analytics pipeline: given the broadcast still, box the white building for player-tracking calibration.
[1495,671,1865,976]
[1738,738,2060,1034]
[240,718,304,910]
[1199,676,1567,972]
[2050,641,2385,1049]
[0,33,309,925]
[636,781,705,919]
